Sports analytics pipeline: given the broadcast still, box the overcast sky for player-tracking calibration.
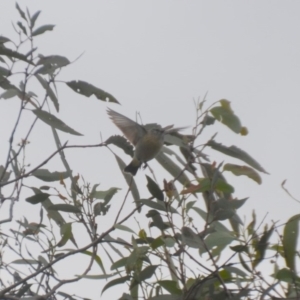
[1,1,300,299]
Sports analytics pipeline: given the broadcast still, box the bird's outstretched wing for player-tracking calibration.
[107,108,146,145]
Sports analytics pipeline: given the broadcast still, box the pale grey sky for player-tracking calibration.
[1,1,300,299]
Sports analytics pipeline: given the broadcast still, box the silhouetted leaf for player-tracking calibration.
[26,193,49,204]
[32,109,83,136]
[146,175,164,201]
[102,276,131,294]
[105,135,134,157]
[32,169,71,182]
[48,204,81,213]
[223,163,262,184]
[16,3,27,21]
[157,280,182,295]
[30,10,41,28]
[207,140,268,173]
[283,214,300,272]
[0,46,34,64]
[210,99,243,134]
[66,80,119,103]
[17,21,27,35]
[32,24,55,36]
[35,55,70,74]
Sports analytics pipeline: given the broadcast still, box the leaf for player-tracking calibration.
[32,109,83,136]
[283,214,300,272]
[138,199,177,214]
[32,169,72,182]
[210,99,243,134]
[207,140,268,173]
[81,251,105,274]
[35,55,70,75]
[30,10,41,28]
[105,135,134,157]
[275,268,299,283]
[48,204,81,213]
[0,88,19,99]
[146,175,164,201]
[0,36,11,44]
[0,46,34,65]
[16,3,27,21]
[157,280,182,295]
[17,21,27,36]
[253,225,274,267]
[139,265,158,282]
[114,224,135,234]
[114,154,141,211]
[181,227,205,249]
[26,193,49,204]
[32,25,55,36]
[102,276,131,294]
[156,149,190,187]
[57,223,73,247]
[223,163,262,184]
[90,187,120,204]
[66,80,119,103]
[35,75,59,111]
[12,259,38,265]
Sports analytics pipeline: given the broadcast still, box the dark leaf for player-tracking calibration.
[210,100,243,134]
[0,36,11,44]
[223,163,262,184]
[105,135,134,157]
[16,3,27,21]
[32,109,83,136]
[102,276,131,294]
[0,46,34,65]
[157,280,182,295]
[138,199,177,214]
[17,21,27,36]
[30,10,41,28]
[35,75,59,111]
[26,193,49,204]
[32,25,55,36]
[66,80,120,103]
[207,140,268,173]
[48,204,81,213]
[283,214,300,272]
[32,169,71,182]
[146,175,164,201]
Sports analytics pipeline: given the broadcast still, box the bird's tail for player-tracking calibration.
[124,158,142,176]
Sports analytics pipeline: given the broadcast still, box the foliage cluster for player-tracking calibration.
[0,4,299,300]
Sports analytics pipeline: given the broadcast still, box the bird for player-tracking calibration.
[107,108,184,175]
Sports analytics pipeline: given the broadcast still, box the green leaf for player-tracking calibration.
[57,223,73,247]
[156,149,190,187]
[150,236,165,250]
[114,154,141,211]
[146,175,164,201]
[32,109,83,136]
[210,100,242,134]
[138,199,177,214]
[204,231,236,250]
[253,225,274,267]
[181,227,205,249]
[275,268,299,283]
[26,193,49,204]
[102,276,131,294]
[223,163,262,184]
[30,10,41,28]
[90,187,119,204]
[35,75,59,111]
[230,245,248,253]
[32,24,55,36]
[48,204,81,213]
[32,169,71,182]
[214,179,234,193]
[66,80,119,103]
[283,214,300,272]
[157,280,182,295]
[114,224,135,234]
[81,251,105,274]
[12,259,38,264]
[139,265,158,282]
[207,140,268,173]
[111,257,128,270]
